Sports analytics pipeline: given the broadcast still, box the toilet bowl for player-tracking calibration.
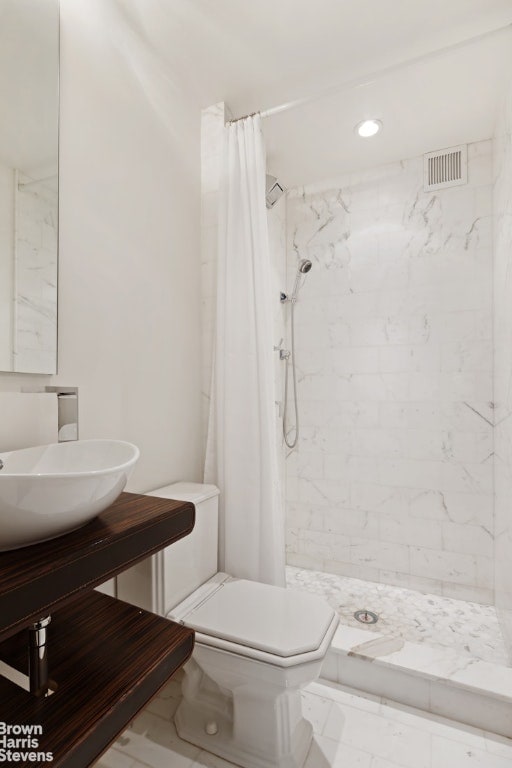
[148,482,338,768]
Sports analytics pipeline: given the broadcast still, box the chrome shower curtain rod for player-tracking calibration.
[229,22,512,124]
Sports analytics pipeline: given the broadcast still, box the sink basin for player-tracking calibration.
[0,439,139,551]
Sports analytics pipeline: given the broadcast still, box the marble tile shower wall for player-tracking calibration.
[285,140,494,604]
[493,81,512,659]
[267,195,287,507]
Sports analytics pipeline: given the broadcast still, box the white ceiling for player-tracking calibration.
[264,28,512,186]
[4,0,510,185]
[119,0,512,186]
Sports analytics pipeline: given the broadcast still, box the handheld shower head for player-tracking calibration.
[298,259,312,274]
[291,259,313,300]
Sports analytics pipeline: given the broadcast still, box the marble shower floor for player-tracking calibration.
[286,566,509,666]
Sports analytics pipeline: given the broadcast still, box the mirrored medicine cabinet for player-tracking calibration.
[0,0,59,374]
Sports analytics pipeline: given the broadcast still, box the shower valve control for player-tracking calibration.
[274,340,290,360]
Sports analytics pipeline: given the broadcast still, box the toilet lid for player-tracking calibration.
[180,579,335,657]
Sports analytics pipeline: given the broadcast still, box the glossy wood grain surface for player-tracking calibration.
[0,590,194,768]
[0,492,195,641]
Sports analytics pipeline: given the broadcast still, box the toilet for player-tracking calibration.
[147,482,338,768]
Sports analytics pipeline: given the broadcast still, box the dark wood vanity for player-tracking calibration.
[0,492,195,767]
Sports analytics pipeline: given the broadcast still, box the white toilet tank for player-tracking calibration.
[147,482,220,616]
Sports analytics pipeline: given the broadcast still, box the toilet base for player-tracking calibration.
[174,654,315,768]
[175,698,312,768]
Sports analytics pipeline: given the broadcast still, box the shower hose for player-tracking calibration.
[283,299,299,449]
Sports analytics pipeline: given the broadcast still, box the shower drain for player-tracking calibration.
[354,610,379,625]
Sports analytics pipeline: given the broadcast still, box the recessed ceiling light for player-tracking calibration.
[356,119,382,138]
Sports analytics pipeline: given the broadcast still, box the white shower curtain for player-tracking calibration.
[205,115,285,587]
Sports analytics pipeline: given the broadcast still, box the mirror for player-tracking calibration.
[0,0,59,374]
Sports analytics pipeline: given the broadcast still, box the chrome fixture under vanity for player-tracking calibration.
[28,616,52,696]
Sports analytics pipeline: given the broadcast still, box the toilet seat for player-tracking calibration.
[168,573,338,668]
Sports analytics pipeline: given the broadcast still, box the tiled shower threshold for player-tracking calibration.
[286,566,512,739]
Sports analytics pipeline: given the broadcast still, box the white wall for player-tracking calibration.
[285,141,494,604]
[494,79,512,660]
[0,0,203,493]
[0,164,14,371]
[200,102,225,464]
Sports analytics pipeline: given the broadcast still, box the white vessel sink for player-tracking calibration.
[0,439,139,551]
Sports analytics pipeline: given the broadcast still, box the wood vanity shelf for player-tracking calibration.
[0,492,196,768]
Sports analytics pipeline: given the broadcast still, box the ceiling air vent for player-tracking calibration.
[423,144,467,191]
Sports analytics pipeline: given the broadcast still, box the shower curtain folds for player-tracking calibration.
[205,115,285,587]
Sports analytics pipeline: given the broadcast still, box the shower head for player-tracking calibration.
[291,259,313,301]
[266,174,286,209]
[298,259,312,274]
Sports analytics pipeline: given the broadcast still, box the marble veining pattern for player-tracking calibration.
[286,566,508,665]
[14,174,58,374]
[95,672,512,768]
[268,194,288,509]
[285,140,494,602]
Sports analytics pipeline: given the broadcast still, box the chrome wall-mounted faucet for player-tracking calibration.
[20,386,79,443]
[44,387,79,441]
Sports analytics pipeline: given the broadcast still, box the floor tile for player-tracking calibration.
[191,749,239,767]
[370,759,409,768]
[93,749,139,768]
[323,701,431,768]
[95,678,512,768]
[305,734,372,768]
[431,734,512,767]
[114,712,201,768]
[301,690,334,734]
[484,733,512,759]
